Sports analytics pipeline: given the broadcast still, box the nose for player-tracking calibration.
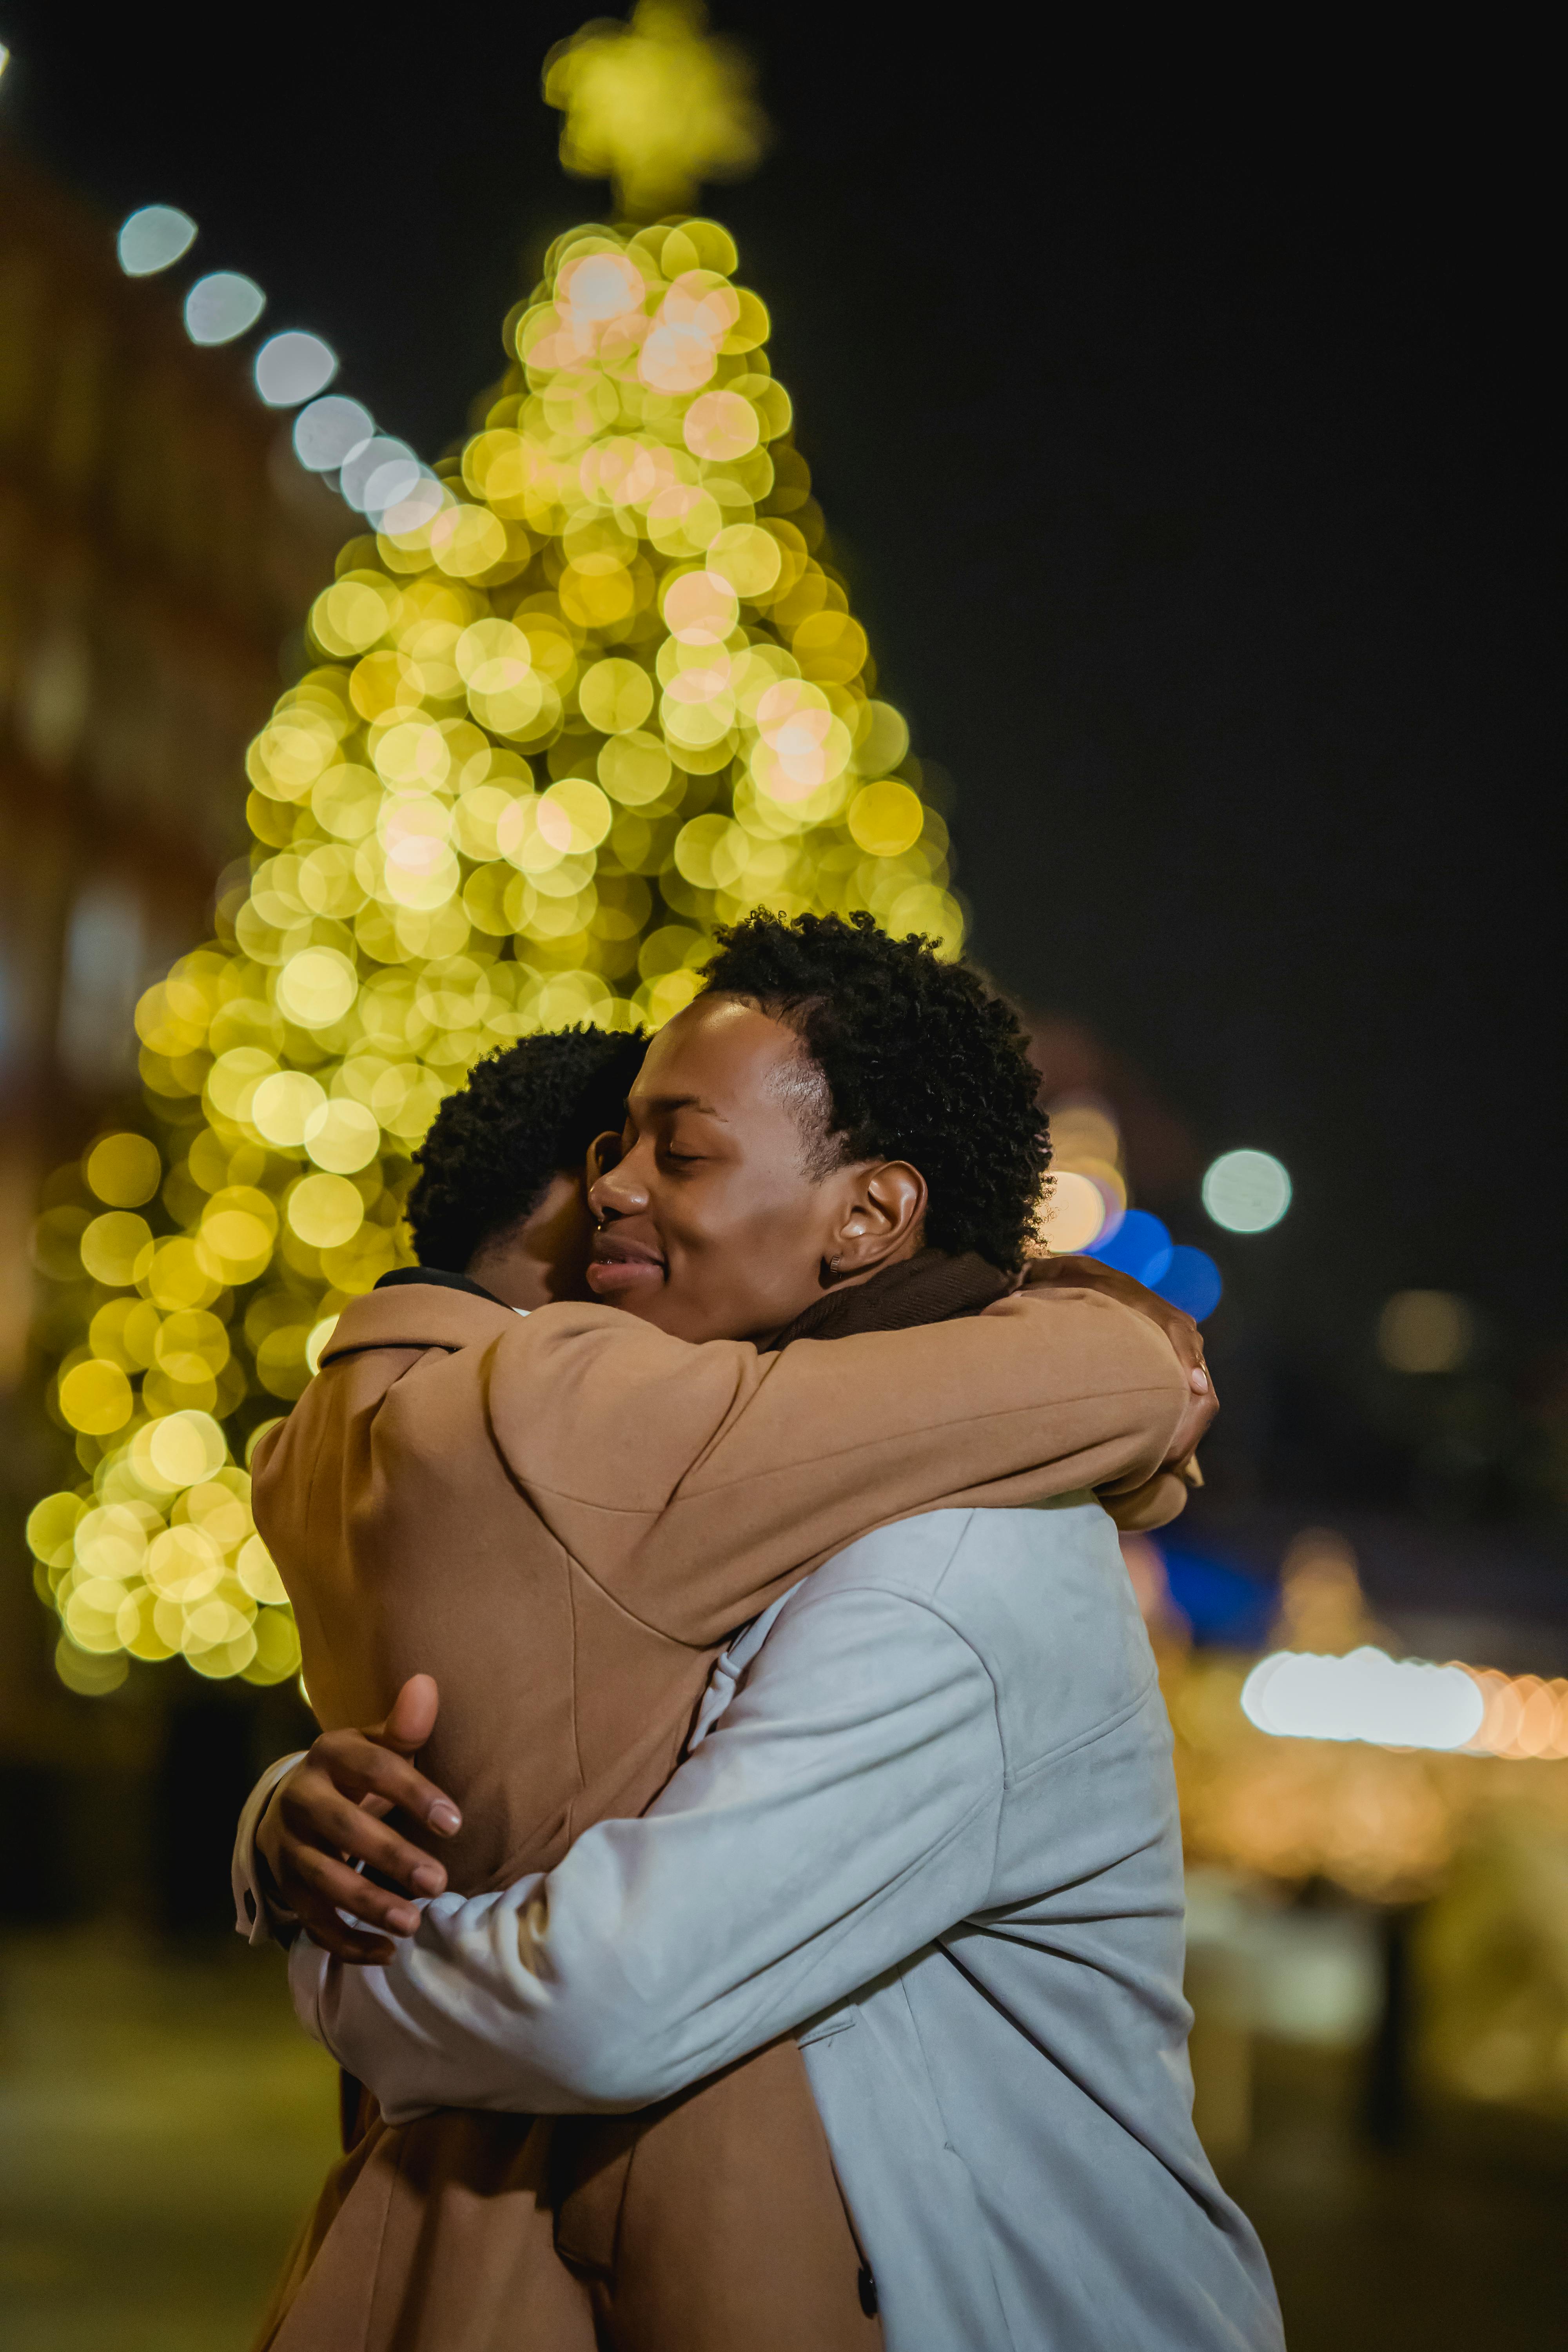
[588,1135,649,1225]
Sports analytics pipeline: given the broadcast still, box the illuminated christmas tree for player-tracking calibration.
[25,1,960,1692]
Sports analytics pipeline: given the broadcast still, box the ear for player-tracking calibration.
[825,1160,927,1281]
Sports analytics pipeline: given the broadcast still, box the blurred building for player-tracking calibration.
[0,148,340,1369]
[0,146,339,1894]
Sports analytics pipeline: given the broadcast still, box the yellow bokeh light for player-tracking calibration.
[706,523,781,602]
[85,1132,162,1207]
[579,656,655,734]
[287,1174,366,1250]
[544,2,767,220]
[196,1190,278,1285]
[30,194,954,1690]
[143,1238,222,1313]
[236,1532,289,1605]
[305,1098,382,1174]
[1378,1290,1475,1375]
[662,566,739,645]
[276,946,359,1029]
[598,729,673,806]
[252,1070,327,1148]
[79,1212,154,1289]
[144,1523,225,1603]
[58,1360,135,1436]
[145,1410,228,1493]
[27,1491,85,1568]
[541,777,613,853]
[1036,1171,1108,1255]
[684,388,760,463]
[848,780,925,858]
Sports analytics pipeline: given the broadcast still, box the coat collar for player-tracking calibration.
[320,1279,523,1364]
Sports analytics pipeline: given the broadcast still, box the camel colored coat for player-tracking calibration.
[250,1282,1188,2352]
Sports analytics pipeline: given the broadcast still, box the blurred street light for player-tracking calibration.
[254,331,338,408]
[183,271,265,346]
[1203,1148,1292,1233]
[1377,1290,1475,1374]
[116,204,197,276]
[292,395,375,472]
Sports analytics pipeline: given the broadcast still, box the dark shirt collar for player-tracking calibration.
[374,1266,510,1309]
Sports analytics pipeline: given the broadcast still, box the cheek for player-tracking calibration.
[662,1178,830,1318]
[538,1195,595,1299]
[667,1173,816,1265]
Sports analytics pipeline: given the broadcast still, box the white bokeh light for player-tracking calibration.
[254,331,338,408]
[116,205,197,277]
[1241,1647,1485,1751]
[376,470,445,534]
[293,396,375,473]
[338,437,443,530]
[183,272,266,347]
[1203,1147,1292,1233]
[339,434,413,511]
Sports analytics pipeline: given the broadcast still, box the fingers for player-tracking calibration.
[1166,1378,1219,1467]
[379,1673,440,1753]
[309,1729,462,1838]
[253,1710,462,1966]
[277,1770,450,1897]
[284,1839,425,1938]
[280,1871,398,1962]
[1158,1305,1204,1377]
[1031,1252,1217,1460]
[290,1881,401,1967]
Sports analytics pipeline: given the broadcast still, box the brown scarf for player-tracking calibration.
[760,1247,1016,1351]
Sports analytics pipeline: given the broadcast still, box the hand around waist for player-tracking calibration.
[258,1674,465,1964]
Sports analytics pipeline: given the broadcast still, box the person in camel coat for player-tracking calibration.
[242,914,1210,2352]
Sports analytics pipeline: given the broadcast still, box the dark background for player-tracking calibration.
[3,23,1565,2347]
[3,4,1561,1511]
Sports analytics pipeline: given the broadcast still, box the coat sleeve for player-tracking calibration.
[292,1573,1005,2120]
[479,1285,1189,1645]
[231,1752,307,1947]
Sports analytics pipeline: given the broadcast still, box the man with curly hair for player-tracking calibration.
[237,914,1278,2352]
[391,1023,647,1311]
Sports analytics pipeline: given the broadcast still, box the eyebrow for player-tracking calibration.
[631,1091,728,1122]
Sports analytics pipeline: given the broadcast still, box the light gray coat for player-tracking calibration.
[292,1499,1283,2351]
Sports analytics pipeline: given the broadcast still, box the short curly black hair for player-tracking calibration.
[407,1026,646,1271]
[699,911,1049,1271]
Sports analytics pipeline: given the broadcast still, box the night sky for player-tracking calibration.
[4,9,1561,1494]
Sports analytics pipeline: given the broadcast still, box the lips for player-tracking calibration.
[586,1232,666,1296]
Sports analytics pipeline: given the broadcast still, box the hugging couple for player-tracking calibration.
[233,909,1284,2352]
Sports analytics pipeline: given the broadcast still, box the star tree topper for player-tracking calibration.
[544,0,769,220]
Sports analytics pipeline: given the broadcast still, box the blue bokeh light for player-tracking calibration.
[1085,1208,1173,1286]
[1156,1540,1274,1648]
[1155,1244,1224,1322]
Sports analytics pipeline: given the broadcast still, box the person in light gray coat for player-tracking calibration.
[280,1493,1285,2352]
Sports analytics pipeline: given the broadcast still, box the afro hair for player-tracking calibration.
[406,1025,646,1272]
[699,911,1049,1272]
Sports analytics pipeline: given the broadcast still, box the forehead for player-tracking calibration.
[632,995,800,1118]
